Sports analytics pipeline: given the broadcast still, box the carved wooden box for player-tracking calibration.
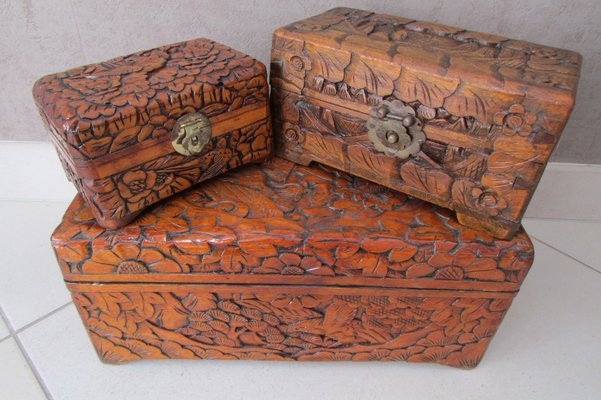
[34,38,271,229]
[52,157,534,368]
[270,7,581,239]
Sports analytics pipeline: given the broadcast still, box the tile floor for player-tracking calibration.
[1,142,600,400]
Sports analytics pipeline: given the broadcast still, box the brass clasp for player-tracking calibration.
[171,112,212,156]
[367,100,425,159]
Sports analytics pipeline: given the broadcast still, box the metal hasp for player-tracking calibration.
[367,100,425,159]
[171,112,212,156]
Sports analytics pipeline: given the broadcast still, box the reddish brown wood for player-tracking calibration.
[53,157,534,368]
[270,7,582,239]
[34,38,272,229]
[69,284,513,368]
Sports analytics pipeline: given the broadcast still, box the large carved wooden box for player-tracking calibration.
[52,157,534,368]
[271,7,581,239]
[34,38,271,229]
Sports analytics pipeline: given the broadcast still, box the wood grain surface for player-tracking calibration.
[54,157,534,368]
[34,38,272,228]
[270,7,581,239]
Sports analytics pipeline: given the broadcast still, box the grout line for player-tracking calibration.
[15,301,73,335]
[0,334,11,343]
[0,306,55,400]
[531,237,601,276]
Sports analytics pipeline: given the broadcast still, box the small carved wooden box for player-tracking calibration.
[271,7,581,239]
[52,157,534,368]
[34,38,271,229]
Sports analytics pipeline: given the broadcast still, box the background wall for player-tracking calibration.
[1,0,599,163]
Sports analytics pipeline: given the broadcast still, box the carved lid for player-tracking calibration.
[52,157,534,292]
[273,7,581,128]
[33,38,268,161]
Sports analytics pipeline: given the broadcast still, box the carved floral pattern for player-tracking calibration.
[35,38,271,229]
[493,104,537,137]
[60,118,271,227]
[71,288,513,368]
[34,39,268,159]
[53,158,534,284]
[82,243,183,274]
[271,8,580,238]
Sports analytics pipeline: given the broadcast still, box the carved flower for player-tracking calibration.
[280,122,304,146]
[148,66,195,92]
[166,41,236,85]
[63,74,122,104]
[109,74,156,107]
[470,187,507,216]
[81,243,182,274]
[493,104,536,137]
[70,99,117,120]
[117,170,157,203]
[180,40,215,58]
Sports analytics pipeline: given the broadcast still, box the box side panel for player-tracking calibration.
[66,114,271,228]
[67,283,514,368]
[272,87,534,238]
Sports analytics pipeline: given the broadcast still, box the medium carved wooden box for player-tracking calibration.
[271,7,581,239]
[52,157,534,368]
[34,38,271,229]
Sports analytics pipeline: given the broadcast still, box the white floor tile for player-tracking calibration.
[0,315,9,340]
[18,242,601,400]
[0,200,71,330]
[525,163,601,221]
[0,141,76,202]
[0,338,46,400]
[524,218,601,273]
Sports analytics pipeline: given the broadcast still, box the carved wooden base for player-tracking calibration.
[69,283,513,368]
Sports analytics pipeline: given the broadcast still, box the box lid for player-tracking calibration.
[33,38,268,177]
[52,157,534,293]
[272,7,581,133]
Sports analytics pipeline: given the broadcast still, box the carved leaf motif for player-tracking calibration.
[362,232,413,253]
[92,334,140,363]
[219,248,261,273]
[299,107,336,135]
[400,161,452,199]
[303,133,345,164]
[446,153,487,180]
[487,153,539,185]
[493,136,551,162]
[347,145,397,177]
[344,57,399,96]
[201,181,283,218]
[305,42,351,83]
[450,179,477,209]
[273,35,304,53]
[331,112,367,136]
[443,84,523,125]
[181,293,216,312]
[394,69,459,108]
[406,263,436,278]
[323,301,358,333]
